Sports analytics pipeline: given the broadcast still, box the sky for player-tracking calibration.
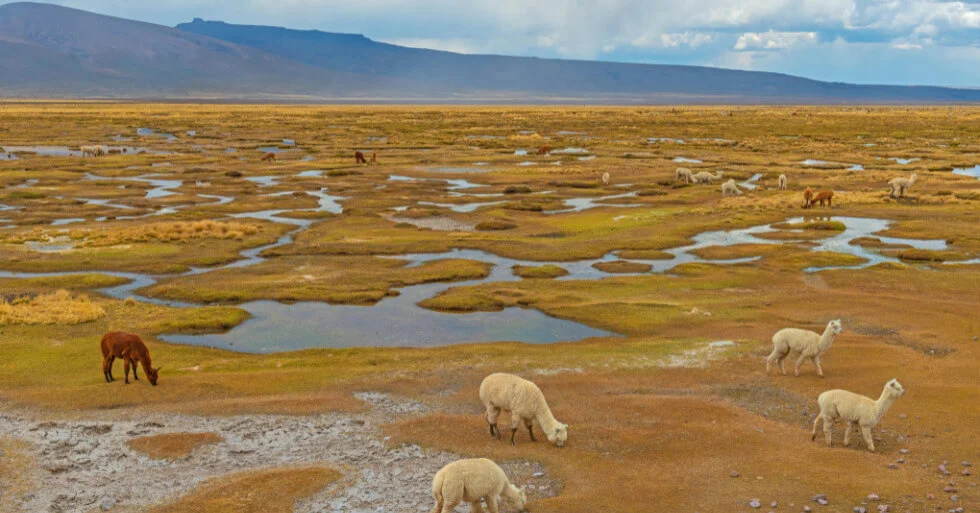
[3,0,979,87]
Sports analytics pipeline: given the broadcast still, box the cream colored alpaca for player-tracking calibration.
[480,373,568,447]
[811,379,905,452]
[888,173,917,198]
[694,171,723,184]
[675,167,696,184]
[778,174,787,190]
[601,172,610,185]
[766,319,842,377]
[721,179,742,196]
[430,458,527,513]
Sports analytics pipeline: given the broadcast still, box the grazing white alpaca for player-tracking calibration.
[778,174,787,190]
[721,179,742,196]
[480,373,568,447]
[811,379,905,452]
[601,172,610,185]
[675,167,696,184]
[888,173,917,198]
[430,458,527,513]
[766,319,842,377]
[694,171,723,184]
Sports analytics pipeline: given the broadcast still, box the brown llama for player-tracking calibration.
[370,152,377,163]
[537,145,552,156]
[802,187,814,209]
[100,332,160,386]
[808,190,834,208]
[260,152,276,162]
[355,151,368,164]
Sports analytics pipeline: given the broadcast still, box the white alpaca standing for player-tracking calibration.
[721,179,742,196]
[601,172,610,185]
[675,168,696,184]
[430,458,527,513]
[888,173,917,198]
[480,373,568,447]
[694,171,723,184]
[778,174,787,190]
[766,319,842,377]
[811,379,905,452]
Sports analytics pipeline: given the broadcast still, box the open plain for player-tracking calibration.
[0,104,977,513]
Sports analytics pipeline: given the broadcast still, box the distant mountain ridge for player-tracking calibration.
[1,2,978,103]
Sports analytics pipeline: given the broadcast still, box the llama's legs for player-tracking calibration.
[843,422,854,446]
[123,359,131,384]
[822,417,834,446]
[486,496,500,513]
[106,356,116,381]
[470,501,486,513]
[131,359,139,380]
[102,357,112,382]
[486,406,501,439]
[813,355,825,377]
[440,499,459,513]
[525,419,536,442]
[861,426,875,452]
[794,354,808,376]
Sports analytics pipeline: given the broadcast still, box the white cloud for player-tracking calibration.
[734,30,819,51]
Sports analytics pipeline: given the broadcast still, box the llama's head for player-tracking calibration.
[828,319,843,335]
[885,379,905,397]
[909,173,917,183]
[547,423,568,447]
[147,367,161,386]
[507,484,528,512]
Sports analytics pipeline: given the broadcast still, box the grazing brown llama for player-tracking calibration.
[100,332,160,386]
[260,152,276,162]
[537,145,552,156]
[808,190,834,208]
[355,151,368,164]
[802,187,814,208]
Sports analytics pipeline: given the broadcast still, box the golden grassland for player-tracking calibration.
[0,104,978,512]
[0,289,105,326]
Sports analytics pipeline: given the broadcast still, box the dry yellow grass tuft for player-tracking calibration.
[128,432,223,460]
[0,289,105,325]
[149,467,340,513]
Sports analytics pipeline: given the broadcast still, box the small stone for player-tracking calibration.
[100,497,115,511]
[898,414,907,419]
[963,461,972,467]
[731,471,740,478]
[854,507,867,513]
[867,494,880,501]
[887,463,899,469]
[927,494,935,500]
[750,499,762,509]
[813,494,827,502]
[771,502,778,508]
[939,463,950,475]
[876,506,889,513]
[899,449,909,454]
[804,507,812,513]
[943,486,956,493]
[962,469,971,476]
[817,499,829,506]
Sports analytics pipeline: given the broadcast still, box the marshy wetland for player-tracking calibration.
[0,104,978,512]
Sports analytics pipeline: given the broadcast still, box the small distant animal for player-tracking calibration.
[430,458,527,513]
[694,171,723,184]
[888,172,917,198]
[370,152,377,163]
[811,379,904,452]
[260,152,276,162]
[721,179,742,196]
[808,190,834,208]
[675,167,696,184]
[355,151,368,164]
[802,187,814,208]
[81,145,106,157]
[601,172,610,185]
[100,332,160,386]
[778,174,787,190]
[537,145,552,156]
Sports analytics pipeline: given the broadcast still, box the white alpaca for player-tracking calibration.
[811,379,905,452]
[430,458,527,513]
[721,179,742,196]
[93,145,107,156]
[480,373,568,447]
[766,319,842,377]
[601,172,610,185]
[675,167,696,184]
[778,174,787,190]
[694,171,723,184]
[888,173,917,198]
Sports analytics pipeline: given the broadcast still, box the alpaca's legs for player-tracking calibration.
[486,496,500,513]
[510,427,518,446]
[106,356,116,382]
[822,417,834,446]
[794,354,808,376]
[766,346,788,375]
[470,501,486,513]
[813,356,825,378]
[843,422,854,446]
[102,357,112,383]
[486,406,501,439]
[123,359,131,384]
[810,414,823,441]
[525,419,536,442]
[861,426,875,452]
[440,499,459,513]
[131,359,139,381]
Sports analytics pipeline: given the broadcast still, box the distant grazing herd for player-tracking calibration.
[83,139,918,513]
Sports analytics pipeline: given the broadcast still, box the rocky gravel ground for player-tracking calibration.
[0,392,556,513]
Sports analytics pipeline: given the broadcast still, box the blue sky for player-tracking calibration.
[4,0,979,87]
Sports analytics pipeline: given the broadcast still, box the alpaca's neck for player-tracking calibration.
[536,408,559,432]
[140,354,153,375]
[874,391,897,422]
[501,483,520,501]
[818,325,838,349]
